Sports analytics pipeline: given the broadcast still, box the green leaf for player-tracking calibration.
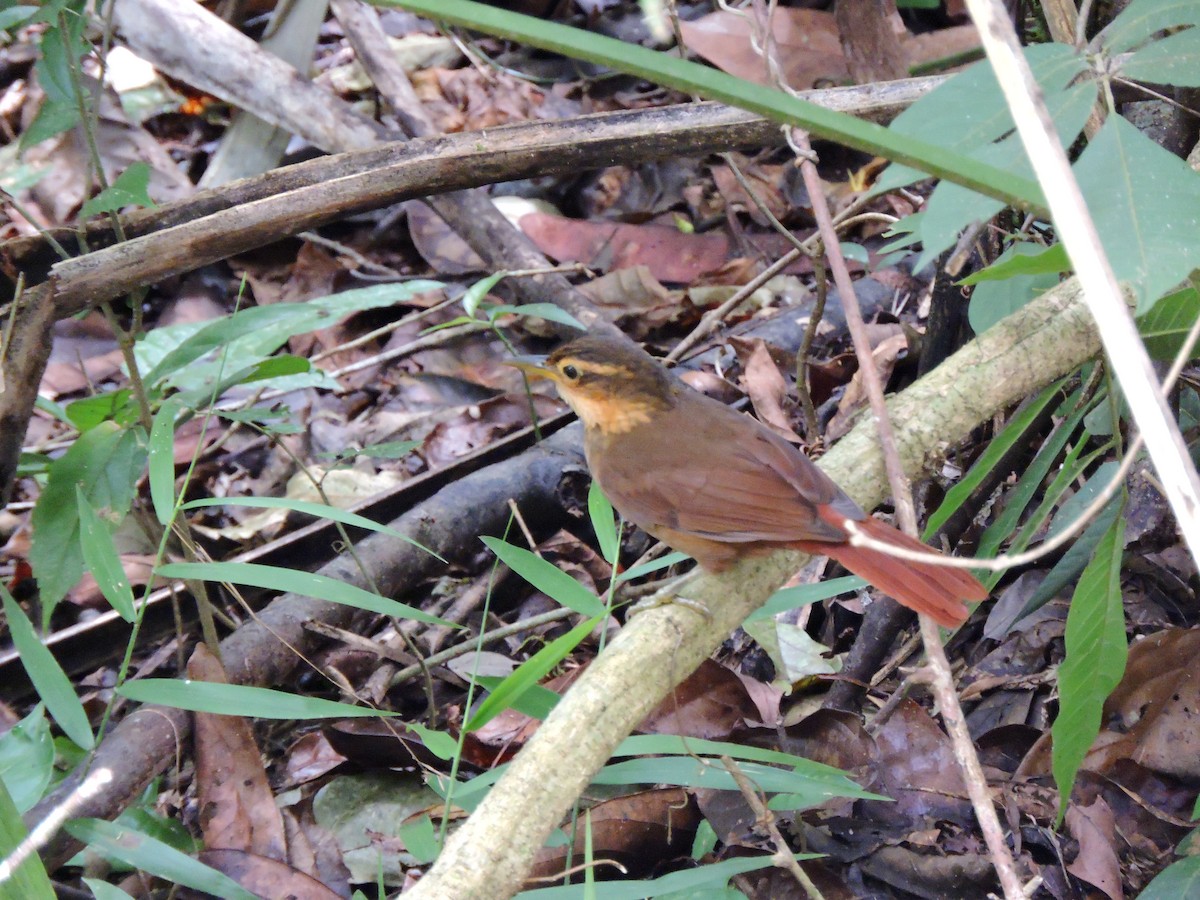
[490,303,586,332]
[1139,856,1200,900]
[967,244,1063,334]
[587,482,619,565]
[744,576,864,622]
[0,704,54,813]
[75,485,136,622]
[0,775,54,899]
[1023,491,1123,619]
[65,389,138,431]
[65,818,258,900]
[116,680,397,719]
[139,282,443,388]
[1120,26,1200,87]
[924,380,1065,539]
[1074,115,1200,312]
[480,537,607,617]
[959,243,1070,285]
[0,6,38,31]
[516,854,815,899]
[397,814,439,864]
[79,163,155,219]
[1136,285,1200,360]
[1052,507,1128,822]
[29,422,147,619]
[2,585,94,749]
[82,878,137,900]
[613,551,690,583]
[465,616,601,731]
[380,0,1045,210]
[148,398,185,525]
[180,497,444,561]
[155,561,453,625]
[472,677,560,720]
[462,272,506,319]
[1099,0,1200,54]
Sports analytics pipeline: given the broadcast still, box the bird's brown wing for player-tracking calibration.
[590,398,860,545]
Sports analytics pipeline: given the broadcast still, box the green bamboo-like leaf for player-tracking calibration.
[480,537,606,617]
[924,380,1065,539]
[155,561,452,625]
[465,616,601,731]
[587,481,619,565]
[1120,26,1200,87]
[65,819,258,900]
[116,680,397,719]
[1051,508,1128,822]
[181,497,444,560]
[744,576,864,622]
[148,398,185,525]
[1,585,94,750]
[379,0,1043,210]
[75,486,136,622]
[0,776,54,899]
[516,853,810,899]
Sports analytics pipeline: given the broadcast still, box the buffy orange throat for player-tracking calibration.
[511,335,987,627]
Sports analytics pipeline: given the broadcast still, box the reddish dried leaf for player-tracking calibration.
[640,659,758,741]
[188,645,288,861]
[678,9,848,89]
[198,849,343,900]
[1066,797,1124,900]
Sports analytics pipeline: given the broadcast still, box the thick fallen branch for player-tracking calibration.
[406,278,1100,899]
[25,428,586,870]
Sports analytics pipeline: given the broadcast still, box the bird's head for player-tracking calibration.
[509,335,675,434]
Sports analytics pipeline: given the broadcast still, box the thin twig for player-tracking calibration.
[720,755,826,900]
[789,129,1025,900]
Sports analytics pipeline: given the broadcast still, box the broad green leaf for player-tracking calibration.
[0,6,38,31]
[959,243,1070,285]
[0,776,54,899]
[1052,508,1128,822]
[65,389,137,431]
[1136,286,1200,360]
[968,244,1063,334]
[0,704,54,813]
[517,854,813,899]
[19,97,78,149]
[1099,0,1200,54]
[381,0,1045,209]
[1120,26,1200,87]
[116,680,397,719]
[65,818,257,900]
[148,398,186,525]
[79,163,155,218]
[1139,856,1200,900]
[465,616,601,731]
[155,561,452,625]
[30,422,147,619]
[181,497,444,560]
[587,481,619,565]
[1074,115,1200,312]
[75,486,136,622]
[2,585,94,749]
[397,814,439,864]
[480,537,606,617]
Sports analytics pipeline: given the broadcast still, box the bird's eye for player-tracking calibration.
[561,364,580,380]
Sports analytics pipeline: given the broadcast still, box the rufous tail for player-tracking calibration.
[797,517,987,628]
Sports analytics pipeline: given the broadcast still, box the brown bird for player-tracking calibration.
[512,334,987,627]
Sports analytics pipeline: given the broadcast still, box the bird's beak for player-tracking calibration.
[507,354,553,380]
